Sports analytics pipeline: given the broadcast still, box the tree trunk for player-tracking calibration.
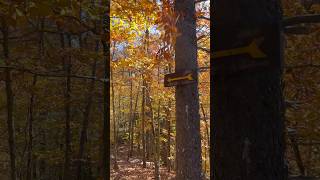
[62,33,72,180]
[27,18,44,180]
[200,103,209,175]
[129,79,140,158]
[212,1,286,179]
[1,18,17,180]
[27,75,37,180]
[111,69,119,170]
[141,77,146,168]
[165,64,172,172]
[76,41,99,180]
[102,8,110,180]
[146,131,150,160]
[128,71,134,160]
[154,99,161,180]
[166,100,171,172]
[175,0,201,180]
[174,0,202,179]
[117,74,122,142]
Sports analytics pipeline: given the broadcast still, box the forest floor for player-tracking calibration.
[110,145,175,180]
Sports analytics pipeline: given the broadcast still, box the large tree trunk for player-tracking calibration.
[174,0,202,179]
[212,1,286,180]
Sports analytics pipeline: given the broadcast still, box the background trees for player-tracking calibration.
[110,0,210,179]
[0,1,109,179]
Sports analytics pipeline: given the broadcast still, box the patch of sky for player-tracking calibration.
[149,25,160,35]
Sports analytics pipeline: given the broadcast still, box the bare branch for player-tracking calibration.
[0,66,108,82]
[197,16,210,21]
[198,46,210,53]
[283,14,320,27]
[285,64,320,71]
[195,0,208,4]
[198,66,210,72]
[284,25,312,35]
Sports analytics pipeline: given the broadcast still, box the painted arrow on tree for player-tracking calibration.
[167,73,194,82]
[212,38,267,59]
[164,70,197,87]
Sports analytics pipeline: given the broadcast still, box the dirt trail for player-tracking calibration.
[110,145,175,180]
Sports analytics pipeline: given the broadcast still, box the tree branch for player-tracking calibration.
[195,0,208,4]
[283,14,320,27]
[285,64,320,71]
[284,25,312,35]
[198,46,210,53]
[197,16,210,21]
[0,66,108,82]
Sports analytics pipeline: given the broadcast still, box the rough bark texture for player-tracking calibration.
[174,0,202,179]
[212,1,286,180]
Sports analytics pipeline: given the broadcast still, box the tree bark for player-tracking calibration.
[212,1,286,179]
[174,0,202,179]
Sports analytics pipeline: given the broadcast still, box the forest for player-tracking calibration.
[0,0,319,180]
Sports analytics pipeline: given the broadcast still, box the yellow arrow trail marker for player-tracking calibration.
[164,70,197,87]
[167,73,194,82]
[212,38,267,59]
